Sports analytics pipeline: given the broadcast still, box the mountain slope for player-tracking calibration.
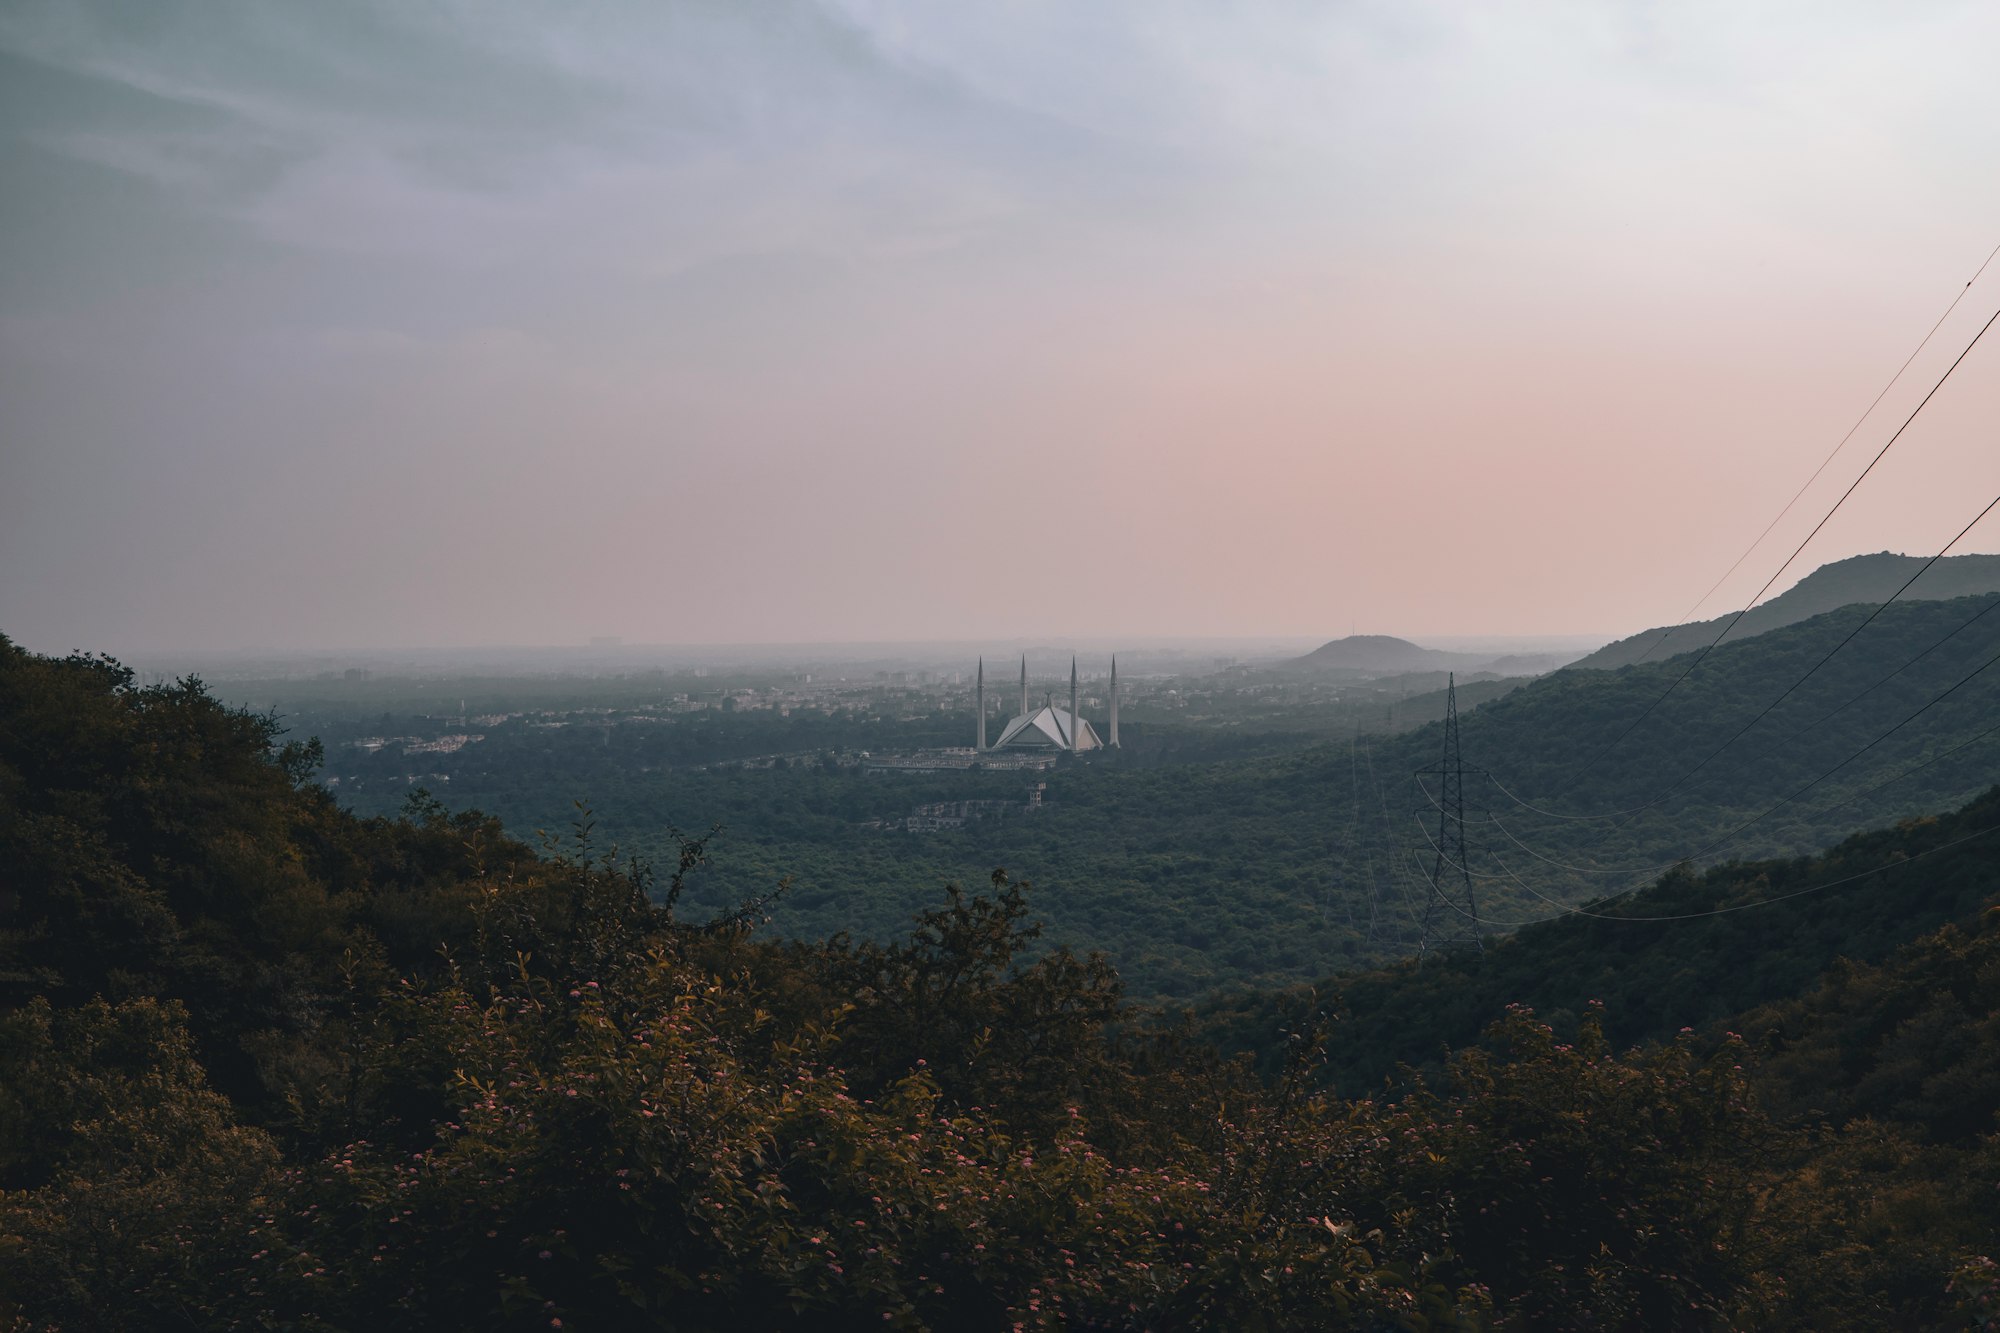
[1196,783,2000,1090]
[1574,551,2000,670]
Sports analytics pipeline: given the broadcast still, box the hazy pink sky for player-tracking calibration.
[4,1,1999,653]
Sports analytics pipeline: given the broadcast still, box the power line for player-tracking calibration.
[1618,237,2000,673]
[1447,618,2000,888]
[1486,569,1992,825]
[1487,693,2000,894]
[1415,765,2000,928]
[1408,807,1510,884]
[1534,301,2000,808]
[1782,592,2000,745]
[1414,777,1695,879]
[1626,637,2000,878]
[1485,641,2000,892]
[1796,711,2000,827]
[1484,809,1689,878]
[1377,247,2000,942]
[1490,492,2000,826]
[1618,497,2000,813]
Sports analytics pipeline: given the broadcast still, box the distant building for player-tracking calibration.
[975,655,1120,753]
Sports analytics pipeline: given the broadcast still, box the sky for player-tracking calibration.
[4,1,2000,654]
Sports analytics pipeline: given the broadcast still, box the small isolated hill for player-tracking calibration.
[1575,551,2000,670]
[1279,636,1587,679]
[1278,634,1483,676]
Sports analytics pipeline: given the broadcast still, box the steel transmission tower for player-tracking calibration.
[1417,673,1483,964]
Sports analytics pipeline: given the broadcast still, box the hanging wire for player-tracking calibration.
[1620,237,2000,673]
[1519,300,2000,813]
[1485,497,2000,825]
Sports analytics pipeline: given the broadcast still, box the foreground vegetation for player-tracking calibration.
[4,637,1998,1329]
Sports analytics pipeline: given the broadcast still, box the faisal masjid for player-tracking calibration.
[975,656,1119,754]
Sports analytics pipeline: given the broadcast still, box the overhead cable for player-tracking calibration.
[1494,493,2000,826]
[1517,301,2000,813]
[1440,622,2000,890]
[1620,237,2000,673]
[1414,769,2000,927]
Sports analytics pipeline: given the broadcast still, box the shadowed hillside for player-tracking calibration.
[1198,783,2000,1092]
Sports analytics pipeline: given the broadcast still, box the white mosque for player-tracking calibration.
[975,655,1120,753]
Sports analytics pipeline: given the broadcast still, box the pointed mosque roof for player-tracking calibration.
[991,702,1103,751]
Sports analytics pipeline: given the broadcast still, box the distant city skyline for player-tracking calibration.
[4,3,1999,655]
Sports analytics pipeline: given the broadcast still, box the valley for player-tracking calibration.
[217,589,2000,1000]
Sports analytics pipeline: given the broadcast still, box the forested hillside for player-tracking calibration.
[1573,551,2000,670]
[1198,785,2000,1090]
[5,636,2000,1330]
[315,595,2000,999]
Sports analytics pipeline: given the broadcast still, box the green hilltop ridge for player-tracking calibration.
[1573,550,2000,670]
